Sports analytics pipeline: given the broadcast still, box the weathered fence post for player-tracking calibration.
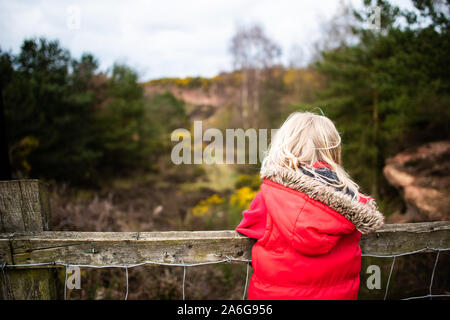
[0,179,61,299]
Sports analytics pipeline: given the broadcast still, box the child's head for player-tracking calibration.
[262,111,360,198]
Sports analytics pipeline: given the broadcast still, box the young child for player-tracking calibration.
[235,112,385,300]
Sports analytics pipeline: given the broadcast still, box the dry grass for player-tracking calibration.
[49,173,250,300]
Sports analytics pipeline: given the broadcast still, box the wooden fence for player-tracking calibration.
[0,180,449,299]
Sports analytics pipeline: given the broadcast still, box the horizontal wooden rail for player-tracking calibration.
[1,221,449,267]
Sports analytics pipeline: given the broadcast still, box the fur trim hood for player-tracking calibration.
[260,164,385,234]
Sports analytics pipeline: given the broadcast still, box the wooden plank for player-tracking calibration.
[3,231,255,266]
[2,268,61,300]
[0,222,448,267]
[19,180,51,231]
[0,180,25,232]
[360,221,450,255]
[0,235,12,264]
[0,180,50,233]
[37,181,51,230]
[0,179,60,299]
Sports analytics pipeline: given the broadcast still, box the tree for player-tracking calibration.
[313,0,450,200]
[230,23,282,128]
[0,50,13,179]
[3,38,103,184]
[93,64,147,174]
[2,38,175,186]
[311,0,360,63]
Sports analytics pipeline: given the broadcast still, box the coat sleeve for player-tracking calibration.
[235,192,267,240]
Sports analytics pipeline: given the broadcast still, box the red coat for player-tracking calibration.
[236,162,384,300]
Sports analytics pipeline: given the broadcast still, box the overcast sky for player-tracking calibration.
[0,0,413,81]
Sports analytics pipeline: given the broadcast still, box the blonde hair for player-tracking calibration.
[261,111,360,200]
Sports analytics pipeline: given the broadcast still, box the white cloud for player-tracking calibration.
[0,0,415,80]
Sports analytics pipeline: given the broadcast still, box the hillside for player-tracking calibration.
[142,68,324,123]
[142,73,241,121]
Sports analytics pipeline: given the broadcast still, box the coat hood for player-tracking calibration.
[260,164,385,234]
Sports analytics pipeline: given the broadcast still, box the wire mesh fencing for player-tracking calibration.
[1,247,449,300]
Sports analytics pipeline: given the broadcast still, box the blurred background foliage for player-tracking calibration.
[0,0,448,222]
[0,0,449,299]
[0,0,448,236]
[0,38,190,186]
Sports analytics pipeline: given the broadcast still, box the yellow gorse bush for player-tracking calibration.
[192,194,225,217]
[229,187,258,211]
